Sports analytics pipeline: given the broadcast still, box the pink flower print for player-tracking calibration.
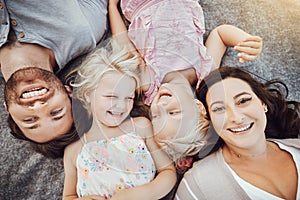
[80,167,89,179]
[137,143,146,152]
[118,135,125,143]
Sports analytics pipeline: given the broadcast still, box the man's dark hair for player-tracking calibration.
[7,115,79,158]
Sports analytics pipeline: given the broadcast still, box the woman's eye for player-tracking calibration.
[237,97,252,105]
[212,107,224,113]
[50,108,62,116]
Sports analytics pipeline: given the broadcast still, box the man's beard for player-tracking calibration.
[4,67,67,107]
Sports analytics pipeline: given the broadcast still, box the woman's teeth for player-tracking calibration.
[229,123,252,133]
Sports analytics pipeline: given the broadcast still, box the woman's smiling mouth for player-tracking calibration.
[228,122,254,134]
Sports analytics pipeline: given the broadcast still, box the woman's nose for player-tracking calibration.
[227,107,245,123]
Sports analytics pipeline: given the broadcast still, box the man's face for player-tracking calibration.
[5,67,73,143]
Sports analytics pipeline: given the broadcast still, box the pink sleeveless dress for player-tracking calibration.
[76,119,156,198]
[121,0,214,105]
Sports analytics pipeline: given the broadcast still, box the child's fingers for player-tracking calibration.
[234,45,262,56]
[236,40,262,49]
[238,52,258,62]
[243,35,262,42]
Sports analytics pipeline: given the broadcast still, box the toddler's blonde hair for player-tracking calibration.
[71,39,141,117]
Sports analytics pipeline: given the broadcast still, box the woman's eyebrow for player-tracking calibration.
[233,92,251,100]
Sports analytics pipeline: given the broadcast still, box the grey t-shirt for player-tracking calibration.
[0,0,107,68]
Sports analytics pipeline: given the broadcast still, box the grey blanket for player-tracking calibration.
[0,0,299,199]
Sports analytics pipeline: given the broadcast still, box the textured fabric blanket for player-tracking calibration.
[0,0,299,199]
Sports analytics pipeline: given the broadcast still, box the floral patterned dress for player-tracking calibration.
[76,129,156,198]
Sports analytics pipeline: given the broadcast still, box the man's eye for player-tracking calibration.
[23,117,35,122]
[50,108,62,116]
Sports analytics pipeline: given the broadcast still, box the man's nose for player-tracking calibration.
[28,100,48,110]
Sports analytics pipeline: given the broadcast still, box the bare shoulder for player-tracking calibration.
[132,117,153,138]
[64,139,83,163]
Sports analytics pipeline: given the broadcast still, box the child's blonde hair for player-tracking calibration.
[71,39,141,117]
[155,106,209,163]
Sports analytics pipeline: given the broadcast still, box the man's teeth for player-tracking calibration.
[230,124,251,132]
[22,88,48,99]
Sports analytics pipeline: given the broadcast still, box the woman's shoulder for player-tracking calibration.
[270,138,300,148]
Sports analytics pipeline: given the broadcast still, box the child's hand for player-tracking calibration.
[234,36,263,63]
[79,195,107,200]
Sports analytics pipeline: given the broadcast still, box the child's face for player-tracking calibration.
[206,78,267,148]
[87,71,136,127]
[150,82,199,141]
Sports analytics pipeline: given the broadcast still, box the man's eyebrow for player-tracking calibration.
[26,124,40,130]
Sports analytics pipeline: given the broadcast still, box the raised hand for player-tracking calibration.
[234,35,263,63]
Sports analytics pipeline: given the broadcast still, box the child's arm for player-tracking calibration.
[108,0,138,55]
[108,0,151,93]
[111,117,177,200]
[205,24,263,68]
[62,143,106,200]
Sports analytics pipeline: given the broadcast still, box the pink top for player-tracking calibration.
[121,0,214,105]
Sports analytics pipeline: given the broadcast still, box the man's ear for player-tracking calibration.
[3,102,8,113]
[64,85,73,98]
[194,99,207,116]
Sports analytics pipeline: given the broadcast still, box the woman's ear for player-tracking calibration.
[64,85,73,98]
[194,99,207,116]
[262,103,268,113]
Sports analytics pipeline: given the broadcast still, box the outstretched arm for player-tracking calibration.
[205,24,263,68]
[110,117,177,200]
[108,0,151,92]
[108,0,138,54]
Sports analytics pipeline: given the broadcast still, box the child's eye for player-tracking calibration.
[126,97,134,100]
[151,115,158,119]
[168,111,180,115]
[105,95,117,98]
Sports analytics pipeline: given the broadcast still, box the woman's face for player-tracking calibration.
[206,78,267,148]
[150,82,200,141]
